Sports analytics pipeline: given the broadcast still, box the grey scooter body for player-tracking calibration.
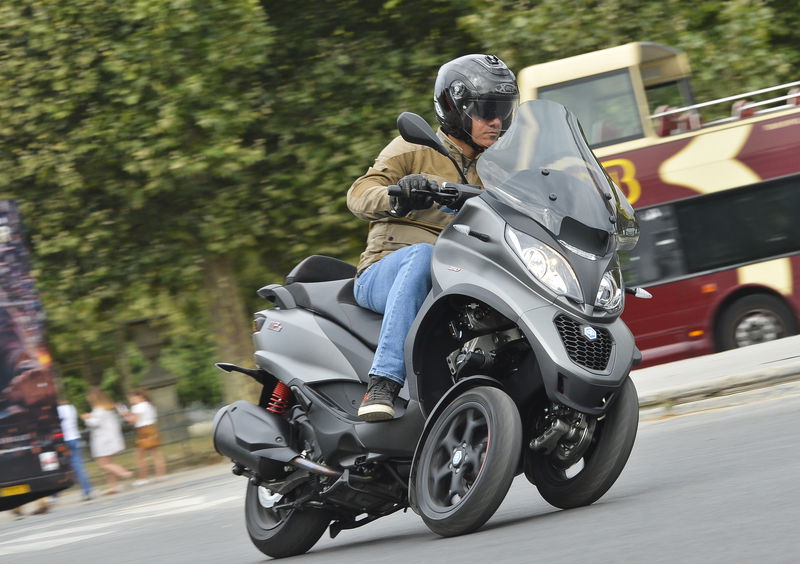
[411,192,637,417]
[212,100,642,554]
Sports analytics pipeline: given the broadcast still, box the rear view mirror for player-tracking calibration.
[397,112,449,157]
[396,112,468,183]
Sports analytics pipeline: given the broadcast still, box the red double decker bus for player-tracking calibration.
[518,43,800,367]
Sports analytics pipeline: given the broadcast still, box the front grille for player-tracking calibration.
[554,314,613,371]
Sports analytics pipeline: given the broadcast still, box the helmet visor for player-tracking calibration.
[464,97,518,123]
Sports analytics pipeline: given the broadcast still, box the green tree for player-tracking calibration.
[254,1,483,277]
[0,0,274,401]
[0,0,481,403]
[461,0,796,103]
[5,0,795,406]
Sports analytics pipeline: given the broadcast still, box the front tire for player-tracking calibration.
[526,377,639,509]
[245,483,330,558]
[415,386,522,537]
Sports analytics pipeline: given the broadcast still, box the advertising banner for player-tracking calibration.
[0,201,68,509]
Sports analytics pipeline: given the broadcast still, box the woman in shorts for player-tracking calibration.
[123,388,167,486]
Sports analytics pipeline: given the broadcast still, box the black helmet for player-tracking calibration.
[434,54,518,149]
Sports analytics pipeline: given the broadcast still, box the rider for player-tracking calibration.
[347,54,519,421]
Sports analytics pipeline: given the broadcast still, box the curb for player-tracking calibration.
[636,366,800,409]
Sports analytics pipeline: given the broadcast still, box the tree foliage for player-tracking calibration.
[461,0,798,102]
[0,0,274,401]
[0,0,797,404]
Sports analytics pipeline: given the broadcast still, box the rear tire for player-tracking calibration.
[717,294,797,351]
[415,386,522,537]
[245,482,330,558]
[526,377,638,509]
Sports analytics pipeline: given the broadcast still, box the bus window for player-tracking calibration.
[645,77,695,114]
[646,81,684,114]
[675,175,800,273]
[539,69,644,148]
[622,174,800,287]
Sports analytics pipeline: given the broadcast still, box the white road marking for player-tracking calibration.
[0,494,240,557]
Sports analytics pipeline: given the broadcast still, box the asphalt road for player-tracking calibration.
[2,384,799,564]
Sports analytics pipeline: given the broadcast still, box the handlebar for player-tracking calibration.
[386,182,482,209]
[387,185,403,197]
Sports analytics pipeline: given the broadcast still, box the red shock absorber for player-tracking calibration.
[266,381,291,414]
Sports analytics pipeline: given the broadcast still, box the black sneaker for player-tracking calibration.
[358,376,401,422]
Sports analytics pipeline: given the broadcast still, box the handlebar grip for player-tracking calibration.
[387,185,402,197]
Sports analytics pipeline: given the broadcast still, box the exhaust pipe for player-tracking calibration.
[212,401,343,480]
[290,456,342,478]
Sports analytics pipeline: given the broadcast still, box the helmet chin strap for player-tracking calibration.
[454,124,486,155]
[465,136,486,154]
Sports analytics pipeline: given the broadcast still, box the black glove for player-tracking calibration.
[389,174,436,217]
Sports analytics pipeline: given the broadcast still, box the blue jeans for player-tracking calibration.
[66,438,93,496]
[354,243,433,385]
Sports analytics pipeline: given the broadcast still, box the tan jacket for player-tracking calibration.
[348,129,483,273]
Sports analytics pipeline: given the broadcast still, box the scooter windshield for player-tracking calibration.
[478,100,635,249]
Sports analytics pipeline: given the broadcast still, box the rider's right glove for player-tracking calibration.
[389,174,436,217]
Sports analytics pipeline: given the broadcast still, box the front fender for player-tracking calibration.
[407,375,503,512]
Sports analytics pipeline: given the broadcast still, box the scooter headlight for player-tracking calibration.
[505,225,583,303]
[595,270,623,312]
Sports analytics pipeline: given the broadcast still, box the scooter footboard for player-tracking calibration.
[212,401,299,477]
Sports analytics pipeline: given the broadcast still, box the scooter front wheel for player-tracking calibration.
[526,376,639,509]
[415,386,522,537]
[245,482,330,558]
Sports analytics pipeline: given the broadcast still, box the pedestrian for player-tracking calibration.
[81,387,132,494]
[57,398,94,500]
[121,388,166,485]
[348,54,518,421]
[9,497,50,518]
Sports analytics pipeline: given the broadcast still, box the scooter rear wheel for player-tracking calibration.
[526,376,639,509]
[245,483,330,558]
[415,386,522,537]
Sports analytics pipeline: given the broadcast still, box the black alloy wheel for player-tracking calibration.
[415,386,522,537]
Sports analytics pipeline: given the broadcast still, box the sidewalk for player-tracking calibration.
[12,336,799,516]
[631,334,800,417]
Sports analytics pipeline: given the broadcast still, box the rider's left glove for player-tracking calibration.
[389,174,437,217]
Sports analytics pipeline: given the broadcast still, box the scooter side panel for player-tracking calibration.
[253,308,360,384]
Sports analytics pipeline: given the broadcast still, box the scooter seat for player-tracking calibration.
[286,279,383,350]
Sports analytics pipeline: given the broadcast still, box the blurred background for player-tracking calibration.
[1,0,798,415]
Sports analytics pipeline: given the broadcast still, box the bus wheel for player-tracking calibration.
[718,294,798,350]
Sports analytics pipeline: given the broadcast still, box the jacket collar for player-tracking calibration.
[436,128,478,172]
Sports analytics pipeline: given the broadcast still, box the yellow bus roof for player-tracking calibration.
[518,42,691,98]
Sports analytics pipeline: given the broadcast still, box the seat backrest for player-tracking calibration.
[285,255,356,285]
[676,110,702,132]
[732,99,756,119]
[788,87,800,106]
[655,105,678,137]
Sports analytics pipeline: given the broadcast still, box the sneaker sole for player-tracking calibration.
[358,404,395,422]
